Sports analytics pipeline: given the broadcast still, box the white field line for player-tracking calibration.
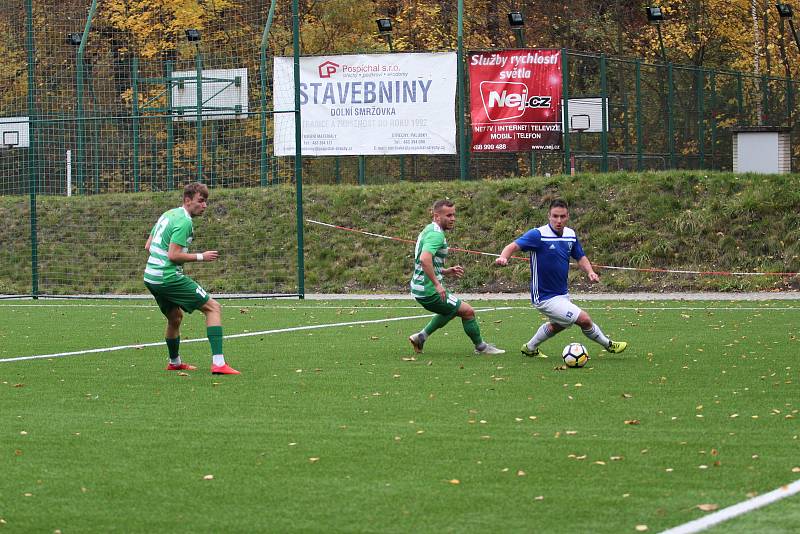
[0,307,512,364]
[659,479,800,534]
[1,303,799,312]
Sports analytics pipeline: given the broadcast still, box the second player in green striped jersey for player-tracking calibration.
[407,199,505,356]
[144,207,195,285]
[410,222,449,298]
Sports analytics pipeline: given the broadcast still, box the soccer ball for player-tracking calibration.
[562,343,589,368]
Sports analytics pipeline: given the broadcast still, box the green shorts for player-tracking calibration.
[145,276,210,316]
[415,292,462,318]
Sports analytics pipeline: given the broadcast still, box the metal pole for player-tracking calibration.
[25,0,38,297]
[667,63,675,168]
[457,0,469,180]
[131,57,140,192]
[292,0,305,298]
[513,28,524,48]
[195,44,203,182]
[697,68,704,169]
[75,0,98,195]
[76,49,85,193]
[736,72,744,117]
[710,72,717,170]
[635,59,643,171]
[358,155,366,185]
[656,24,667,64]
[562,49,571,175]
[260,0,278,186]
[165,59,175,190]
[600,54,608,172]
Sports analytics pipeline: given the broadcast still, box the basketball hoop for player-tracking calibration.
[1,131,19,150]
[570,114,591,133]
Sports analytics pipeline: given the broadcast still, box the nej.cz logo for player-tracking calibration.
[318,61,340,78]
[479,81,551,121]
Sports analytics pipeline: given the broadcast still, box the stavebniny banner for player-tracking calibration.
[274,53,457,156]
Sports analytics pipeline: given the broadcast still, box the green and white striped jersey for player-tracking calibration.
[144,207,194,285]
[410,222,448,298]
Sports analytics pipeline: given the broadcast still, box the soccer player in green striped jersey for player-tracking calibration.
[408,200,505,355]
[144,182,240,375]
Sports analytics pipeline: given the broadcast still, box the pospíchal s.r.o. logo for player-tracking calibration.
[318,61,340,78]
[479,81,551,122]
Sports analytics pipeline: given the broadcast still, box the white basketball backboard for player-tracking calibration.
[0,117,29,148]
[171,68,249,121]
[563,98,608,133]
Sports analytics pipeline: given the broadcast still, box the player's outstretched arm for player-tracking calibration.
[495,242,520,266]
[577,256,600,282]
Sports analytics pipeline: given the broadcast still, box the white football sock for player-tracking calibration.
[212,354,226,366]
[527,323,556,349]
[582,324,610,348]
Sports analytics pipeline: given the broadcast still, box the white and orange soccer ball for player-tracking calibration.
[562,343,589,368]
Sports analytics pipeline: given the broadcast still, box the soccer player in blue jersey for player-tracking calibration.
[494,199,627,358]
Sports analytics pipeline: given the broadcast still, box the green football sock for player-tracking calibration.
[462,318,483,345]
[166,337,180,359]
[423,314,452,336]
[207,326,224,355]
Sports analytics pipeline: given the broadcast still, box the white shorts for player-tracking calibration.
[534,295,582,327]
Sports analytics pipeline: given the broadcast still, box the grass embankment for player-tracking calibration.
[1,171,799,294]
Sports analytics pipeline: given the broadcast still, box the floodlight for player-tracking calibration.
[185,29,201,42]
[376,18,392,34]
[646,7,665,23]
[777,3,794,18]
[508,11,524,28]
[68,33,82,46]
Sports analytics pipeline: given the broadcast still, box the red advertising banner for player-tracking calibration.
[468,49,562,152]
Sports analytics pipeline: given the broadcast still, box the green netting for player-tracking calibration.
[3,1,800,297]
[0,0,300,297]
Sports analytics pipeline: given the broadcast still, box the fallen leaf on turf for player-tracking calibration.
[13,383,24,388]
[517,470,526,476]
[534,495,544,501]
[177,372,189,377]
[610,456,623,461]
[239,308,249,314]
[624,420,641,425]
[370,336,379,340]
[203,474,214,480]
[309,457,320,463]
[697,503,719,512]
[635,525,648,532]
[792,467,800,473]
[622,393,632,398]
[401,357,416,361]
[594,461,606,465]
[449,479,460,485]
[14,450,22,456]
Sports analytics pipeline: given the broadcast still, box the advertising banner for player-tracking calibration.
[468,49,562,152]
[274,53,457,156]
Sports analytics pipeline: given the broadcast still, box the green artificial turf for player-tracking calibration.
[1,298,798,532]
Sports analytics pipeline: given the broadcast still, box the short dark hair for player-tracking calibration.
[432,199,454,212]
[183,182,209,201]
[549,199,568,211]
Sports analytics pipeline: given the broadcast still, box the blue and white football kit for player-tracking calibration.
[515,224,584,326]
